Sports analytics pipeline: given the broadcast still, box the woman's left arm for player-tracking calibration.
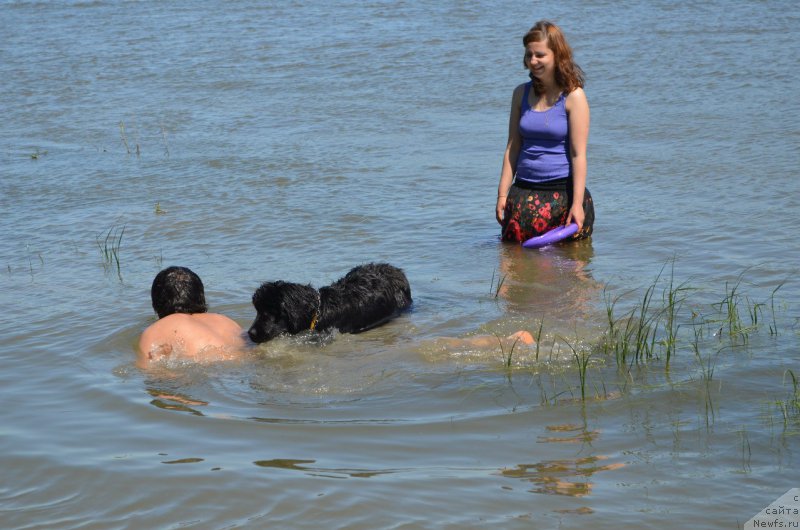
[565,88,590,229]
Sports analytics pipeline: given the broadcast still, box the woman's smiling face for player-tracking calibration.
[524,40,555,81]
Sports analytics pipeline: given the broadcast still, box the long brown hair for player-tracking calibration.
[522,20,585,96]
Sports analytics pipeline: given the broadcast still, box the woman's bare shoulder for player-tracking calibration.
[565,87,587,103]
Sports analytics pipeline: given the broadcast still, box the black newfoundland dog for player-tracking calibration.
[248,263,412,343]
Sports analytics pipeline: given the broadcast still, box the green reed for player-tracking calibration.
[747,297,764,330]
[494,333,524,369]
[710,272,777,346]
[601,286,624,362]
[692,329,718,386]
[601,286,638,368]
[769,281,785,335]
[489,268,507,299]
[159,123,170,158]
[119,121,131,154]
[602,275,662,369]
[533,319,544,362]
[495,333,511,369]
[775,369,800,428]
[716,280,748,344]
[97,224,125,279]
[534,371,570,407]
[119,121,140,157]
[660,260,693,367]
[563,338,592,401]
[632,277,659,363]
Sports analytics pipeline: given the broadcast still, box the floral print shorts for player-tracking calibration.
[501,178,595,243]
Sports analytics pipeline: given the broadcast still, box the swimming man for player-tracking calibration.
[138,266,246,367]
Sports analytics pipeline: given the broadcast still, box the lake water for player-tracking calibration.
[2,1,799,528]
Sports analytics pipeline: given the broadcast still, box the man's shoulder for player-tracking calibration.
[145,312,238,329]
[141,313,193,339]
[160,312,243,333]
[154,312,217,326]
[191,312,240,327]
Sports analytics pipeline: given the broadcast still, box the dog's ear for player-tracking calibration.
[252,281,318,335]
[276,283,319,334]
[252,282,281,312]
[248,282,285,343]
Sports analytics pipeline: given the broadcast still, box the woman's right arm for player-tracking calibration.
[496,84,524,224]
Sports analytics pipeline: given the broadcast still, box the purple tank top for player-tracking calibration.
[515,82,570,183]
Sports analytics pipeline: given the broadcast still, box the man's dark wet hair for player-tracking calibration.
[151,266,208,318]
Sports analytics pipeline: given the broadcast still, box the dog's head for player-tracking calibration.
[248,281,319,343]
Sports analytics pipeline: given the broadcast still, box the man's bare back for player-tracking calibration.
[138,266,249,368]
[138,311,246,367]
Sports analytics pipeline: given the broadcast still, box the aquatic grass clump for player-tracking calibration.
[599,261,785,376]
[708,272,788,344]
[601,286,631,367]
[601,279,661,368]
[97,224,125,279]
[489,261,789,410]
[599,264,676,368]
[29,148,47,160]
[712,279,756,345]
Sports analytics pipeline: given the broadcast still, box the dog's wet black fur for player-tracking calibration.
[248,263,412,343]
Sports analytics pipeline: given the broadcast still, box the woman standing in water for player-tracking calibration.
[496,20,595,242]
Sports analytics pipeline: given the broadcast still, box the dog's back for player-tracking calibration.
[249,263,412,343]
[318,263,412,334]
